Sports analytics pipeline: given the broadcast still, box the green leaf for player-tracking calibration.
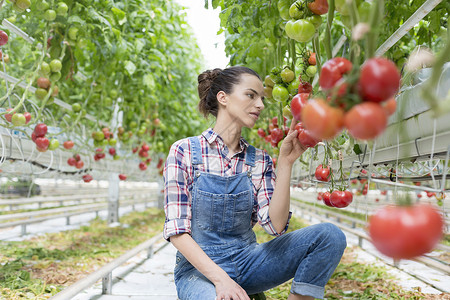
[143,74,156,88]
[68,15,86,26]
[124,61,137,75]
[353,144,363,155]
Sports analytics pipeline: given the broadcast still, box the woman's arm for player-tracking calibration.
[268,120,306,233]
[171,233,250,300]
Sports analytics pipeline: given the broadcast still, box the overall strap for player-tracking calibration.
[189,136,203,165]
[245,145,256,167]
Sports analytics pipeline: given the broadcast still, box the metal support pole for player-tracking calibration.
[107,173,120,224]
[66,216,70,225]
[102,273,112,295]
[358,236,363,248]
[21,224,26,236]
[147,245,154,259]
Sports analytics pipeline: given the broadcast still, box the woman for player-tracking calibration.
[163,66,346,300]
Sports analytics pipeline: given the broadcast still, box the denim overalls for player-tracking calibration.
[174,136,347,300]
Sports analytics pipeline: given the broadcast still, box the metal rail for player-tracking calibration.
[49,233,167,300]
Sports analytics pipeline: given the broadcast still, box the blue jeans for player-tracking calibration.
[175,223,346,299]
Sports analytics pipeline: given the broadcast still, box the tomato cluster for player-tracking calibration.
[317,190,353,208]
[257,116,289,148]
[300,57,400,141]
[67,153,84,169]
[281,0,326,43]
[4,109,32,127]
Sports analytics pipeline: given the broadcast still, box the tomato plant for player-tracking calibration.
[369,204,444,259]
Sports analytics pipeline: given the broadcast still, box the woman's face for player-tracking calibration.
[221,74,265,128]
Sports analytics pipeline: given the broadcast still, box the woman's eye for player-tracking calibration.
[247,93,254,99]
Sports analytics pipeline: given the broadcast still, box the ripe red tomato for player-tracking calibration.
[295,122,320,148]
[74,154,81,161]
[298,80,312,94]
[308,0,329,15]
[272,116,279,126]
[290,93,309,121]
[344,102,387,140]
[109,148,116,156]
[139,161,147,171]
[35,137,49,149]
[75,160,84,169]
[322,191,333,207]
[63,140,74,149]
[368,204,444,259]
[319,57,352,91]
[358,57,400,103]
[315,164,330,182]
[271,128,284,144]
[34,123,48,137]
[119,174,127,181]
[157,158,164,169]
[82,174,93,183]
[308,52,316,66]
[0,30,8,46]
[67,157,77,166]
[257,128,266,138]
[301,98,344,140]
[330,190,353,208]
[24,112,32,124]
[5,108,13,122]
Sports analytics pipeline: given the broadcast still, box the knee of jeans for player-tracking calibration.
[321,223,347,251]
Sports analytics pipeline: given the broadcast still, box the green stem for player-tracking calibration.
[312,35,321,76]
[324,0,335,60]
[366,0,383,59]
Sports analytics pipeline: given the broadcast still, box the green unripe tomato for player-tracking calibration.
[48,139,60,150]
[108,138,117,146]
[39,62,51,75]
[264,86,273,99]
[306,15,322,29]
[37,0,50,11]
[50,71,61,82]
[12,113,26,126]
[280,68,295,83]
[289,1,303,19]
[306,65,317,77]
[72,103,82,112]
[282,105,293,119]
[68,27,79,40]
[56,2,69,16]
[264,75,275,88]
[16,0,31,10]
[272,84,290,103]
[35,88,48,100]
[288,78,300,95]
[44,9,57,21]
[50,59,62,72]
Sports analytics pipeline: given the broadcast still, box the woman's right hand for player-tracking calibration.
[215,275,250,300]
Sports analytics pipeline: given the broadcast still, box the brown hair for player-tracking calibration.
[197,66,260,118]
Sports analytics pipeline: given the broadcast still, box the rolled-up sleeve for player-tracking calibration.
[163,140,191,241]
[256,153,292,236]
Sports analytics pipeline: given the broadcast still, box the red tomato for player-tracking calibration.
[272,116,278,126]
[157,158,164,169]
[118,174,127,181]
[5,108,13,122]
[301,99,344,140]
[35,137,49,149]
[83,174,93,183]
[298,80,312,94]
[358,57,400,103]
[319,57,352,91]
[0,30,8,46]
[109,148,116,156]
[139,161,147,171]
[31,132,37,142]
[344,102,387,140]
[63,140,74,149]
[74,154,81,161]
[34,123,48,137]
[308,53,316,66]
[264,134,272,143]
[257,128,266,138]
[330,190,353,208]
[142,144,150,151]
[322,191,333,207]
[368,204,444,259]
[75,160,84,169]
[426,191,436,198]
[290,93,309,121]
[67,157,77,166]
[308,0,329,15]
[271,128,284,144]
[295,122,320,148]
[23,112,32,124]
[315,164,330,182]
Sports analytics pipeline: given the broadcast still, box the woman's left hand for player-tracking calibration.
[278,119,307,165]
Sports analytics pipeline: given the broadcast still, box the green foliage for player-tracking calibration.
[0,0,207,156]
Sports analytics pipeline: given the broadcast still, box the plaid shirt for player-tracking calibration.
[163,128,291,241]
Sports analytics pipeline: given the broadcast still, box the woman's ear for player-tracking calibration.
[216,91,227,106]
